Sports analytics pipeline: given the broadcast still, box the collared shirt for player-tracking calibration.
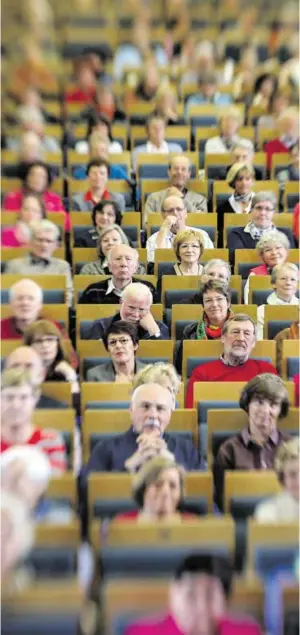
[146,140,169,153]
[30,252,50,267]
[84,190,111,204]
[146,225,214,262]
[105,277,128,297]
[228,192,254,214]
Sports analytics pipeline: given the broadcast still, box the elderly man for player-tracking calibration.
[87,282,169,340]
[71,158,125,212]
[265,107,299,171]
[79,244,156,304]
[82,382,201,476]
[6,220,73,307]
[146,195,213,264]
[132,114,183,172]
[144,155,207,225]
[186,314,278,408]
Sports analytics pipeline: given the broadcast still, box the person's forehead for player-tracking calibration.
[164,196,185,209]
[208,265,227,275]
[135,383,172,404]
[112,246,134,258]
[227,320,254,332]
[13,283,40,298]
[8,348,39,365]
[204,289,223,298]
[264,242,284,249]
[124,293,150,306]
[103,229,119,239]
[171,157,189,169]
[102,205,115,213]
[108,331,131,340]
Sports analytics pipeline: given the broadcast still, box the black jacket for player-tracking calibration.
[227,226,296,251]
[87,311,170,340]
[78,277,157,305]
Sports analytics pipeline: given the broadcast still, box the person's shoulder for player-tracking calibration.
[125,613,173,635]
[51,257,71,270]
[85,279,109,291]
[254,495,279,522]
[254,359,277,374]
[133,143,147,154]
[6,256,26,270]
[87,361,114,381]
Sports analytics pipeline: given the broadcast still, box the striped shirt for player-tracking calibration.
[1,428,67,474]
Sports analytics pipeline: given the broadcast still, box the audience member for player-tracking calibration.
[82,382,201,475]
[205,108,248,154]
[186,314,278,408]
[217,162,255,217]
[1,193,46,247]
[257,263,299,339]
[1,368,67,473]
[2,131,44,179]
[132,114,183,171]
[274,321,299,375]
[80,224,135,274]
[134,60,161,102]
[87,321,146,382]
[132,363,181,406]
[144,155,207,224]
[65,60,96,103]
[8,91,60,154]
[176,281,233,374]
[264,107,299,172]
[251,73,278,109]
[79,245,154,304]
[75,114,123,154]
[256,92,290,134]
[75,200,122,247]
[293,202,299,243]
[87,282,169,340]
[200,259,231,285]
[214,374,291,510]
[1,445,51,513]
[146,195,213,264]
[73,133,128,181]
[255,437,299,523]
[154,86,182,125]
[6,220,73,307]
[71,159,125,212]
[244,230,291,303]
[277,141,299,185]
[126,553,262,635]
[185,72,232,119]
[169,229,205,276]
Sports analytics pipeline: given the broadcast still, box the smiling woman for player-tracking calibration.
[256,263,299,339]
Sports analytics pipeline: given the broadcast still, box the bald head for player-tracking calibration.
[130,382,173,434]
[5,347,45,386]
[168,155,191,189]
[9,279,42,326]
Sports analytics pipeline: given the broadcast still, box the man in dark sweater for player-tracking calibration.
[79,244,157,304]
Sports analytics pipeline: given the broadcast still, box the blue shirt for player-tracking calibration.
[73,164,128,180]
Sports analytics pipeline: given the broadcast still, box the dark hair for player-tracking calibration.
[91,199,122,227]
[198,280,231,306]
[239,373,290,419]
[87,158,110,177]
[146,113,166,131]
[23,161,52,188]
[254,73,278,96]
[87,113,112,141]
[102,320,139,351]
[174,553,233,598]
[20,193,46,219]
[23,320,72,369]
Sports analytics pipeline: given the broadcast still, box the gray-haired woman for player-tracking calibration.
[244,229,291,303]
[80,224,145,275]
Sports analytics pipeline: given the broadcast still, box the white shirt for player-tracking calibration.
[255,491,299,523]
[146,225,214,262]
[146,140,170,154]
[105,277,125,297]
[257,292,299,339]
[205,136,253,154]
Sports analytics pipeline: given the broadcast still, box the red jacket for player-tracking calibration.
[1,427,67,474]
[126,613,262,635]
[264,137,289,172]
[293,203,299,241]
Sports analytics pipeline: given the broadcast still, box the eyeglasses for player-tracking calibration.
[203,296,227,306]
[253,205,275,212]
[126,305,148,315]
[33,336,58,344]
[108,337,131,348]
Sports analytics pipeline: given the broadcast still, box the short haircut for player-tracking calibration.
[102,320,139,350]
[274,437,299,484]
[174,553,233,598]
[256,230,290,255]
[198,280,231,306]
[87,158,110,177]
[240,373,290,419]
[168,155,191,171]
[97,224,129,259]
[146,113,166,130]
[232,140,254,154]
[271,262,299,284]
[106,244,138,264]
[1,367,38,396]
[122,282,153,304]
[9,278,43,304]
[132,457,185,508]
[92,199,122,227]
[226,162,255,187]
[202,259,231,280]
[251,191,277,210]
[222,313,257,337]
[30,219,60,241]
[132,362,181,396]
[20,193,46,219]
[87,113,112,140]
[23,161,52,187]
[173,229,204,261]
[219,106,243,126]
[23,320,72,365]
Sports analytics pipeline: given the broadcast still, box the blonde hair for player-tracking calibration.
[89,131,109,150]
[274,437,299,483]
[256,230,290,255]
[173,229,204,262]
[219,106,243,127]
[1,368,38,396]
[132,456,185,508]
[226,162,255,187]
[271,262,299,284]
[132,362,181,398]
[97,224,129,259]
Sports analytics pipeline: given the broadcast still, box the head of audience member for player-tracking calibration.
[1,369,39,446]
[139,61,160,99]
[231,141,254,166]
[256,231,290,270]
[18,193,46,225]
[197,72,218,99]
[120,282,154,323]
[173,229,204,271]
[1,492,34,580]
[9,279,43,331]
[221,314,257,366]
[75,60,96,92]
[22,161,52,195]
[87,114,114,143]
[254,73,277,101]
[91,200,122,232]
[239,44,258,73]
[268,92,290,117]
[107,245,139,288]
[19,131,44,163]
[277,108,299,141]
[168,155,192,191]
[23,320,72,375]
[194,40,216,74]
[5,346,46,387]
[199,281,231,328]
[97,224,129,263]
[146,114,166,148]
[240,373,290,443]
[219,108,243,140]
[88,131,111,160]
[226,162,255,196]
[249,192,277,230]
[1,445,51,512]
[200,259,231,285]
[29,219,59,260]
[130,382,174,436]
[132,457,185,520]
[168,554,232,634]
[86,158,110,194]
[271,263,299,303]
[161,195,187,235]
[93,83,115,120]
[132,363,181,407]
[155,86,178,120]
[102,321,139,372]
[274,437,299,502]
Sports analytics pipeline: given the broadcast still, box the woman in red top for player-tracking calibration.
[244,230,290,303]
[1,193,46,247]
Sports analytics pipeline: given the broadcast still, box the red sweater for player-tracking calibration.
[185,359,278,408]
[1,427,67,473]
[293,203,299,241]
[264,137,289,171]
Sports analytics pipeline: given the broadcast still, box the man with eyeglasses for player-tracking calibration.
[86,321,147,382]
[186,314,277,408]
[87,282,169,340]
[6,220,74,307]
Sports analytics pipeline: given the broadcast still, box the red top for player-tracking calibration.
[65,88,96,103]
[293,203,299,241]
[1,427,67,474]
[185,359,278,408]
[84,190,111,204]
[294,373,299,407]
[249,264,269,276]
[3,189,70,231]
[264,137,289,171]
[125,613,262,635]
[115,511,196,522]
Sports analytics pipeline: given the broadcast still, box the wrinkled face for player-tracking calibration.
[203,290,229,324]
[95,205,116,229]
[5,348,44,385]
[162,197,187,233]
[107,331,137,366]
[31,334,59,367]
[234,171,253,195]
[148,119,165,146]
[221,115,240,137]
[261,243,288,268]
[202,264,230,284]
[100,229,123,256]
[170,574,226,635]
[11,285,42,323]
[90,141,109,159]
[178,238,201,265]
[120,293,151,323]
[108,246,138,280]
[222,320,256,360]
[26,166,48,193]
[32,230,57,259]
[19,196,43,224]
[130,384,172,434]
[283,458,299,501]
[231,147,252,164]
[248,396,281,439]
[144,468,182,517]
[251,200,275,229]
[169,158,191,188]
[1,385,37,432]
[88,165,108,190]
[273,268,298,301]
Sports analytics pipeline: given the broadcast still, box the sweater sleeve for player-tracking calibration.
[185,366,205,408]
[213,442,235,511]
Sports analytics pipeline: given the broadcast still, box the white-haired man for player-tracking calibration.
[88,282,169,340]
[79,244,157,304]
[6,220,73,307]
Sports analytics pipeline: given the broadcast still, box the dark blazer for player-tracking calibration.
[78,276,157,305]
[88,311,170,340]
[227,226,296,251]
[86,358,147,382]
[216,199,237,247]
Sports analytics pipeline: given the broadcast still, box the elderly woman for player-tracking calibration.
[214,373,291,510]
[175,281,232,373]
[200,259,231,285]
[227,192,296,252]
[80,224,145,275]
[216,162,255,247]
[87,321,147,382]
[76,200,123,247]
[116,457,193,522]
[133,362,181,408]
[171,229,204,276]
[244,230,291,304]
[1,193,46,247]
[255,437,299,522]
[205,107,248,154]
[257,263,299,339]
